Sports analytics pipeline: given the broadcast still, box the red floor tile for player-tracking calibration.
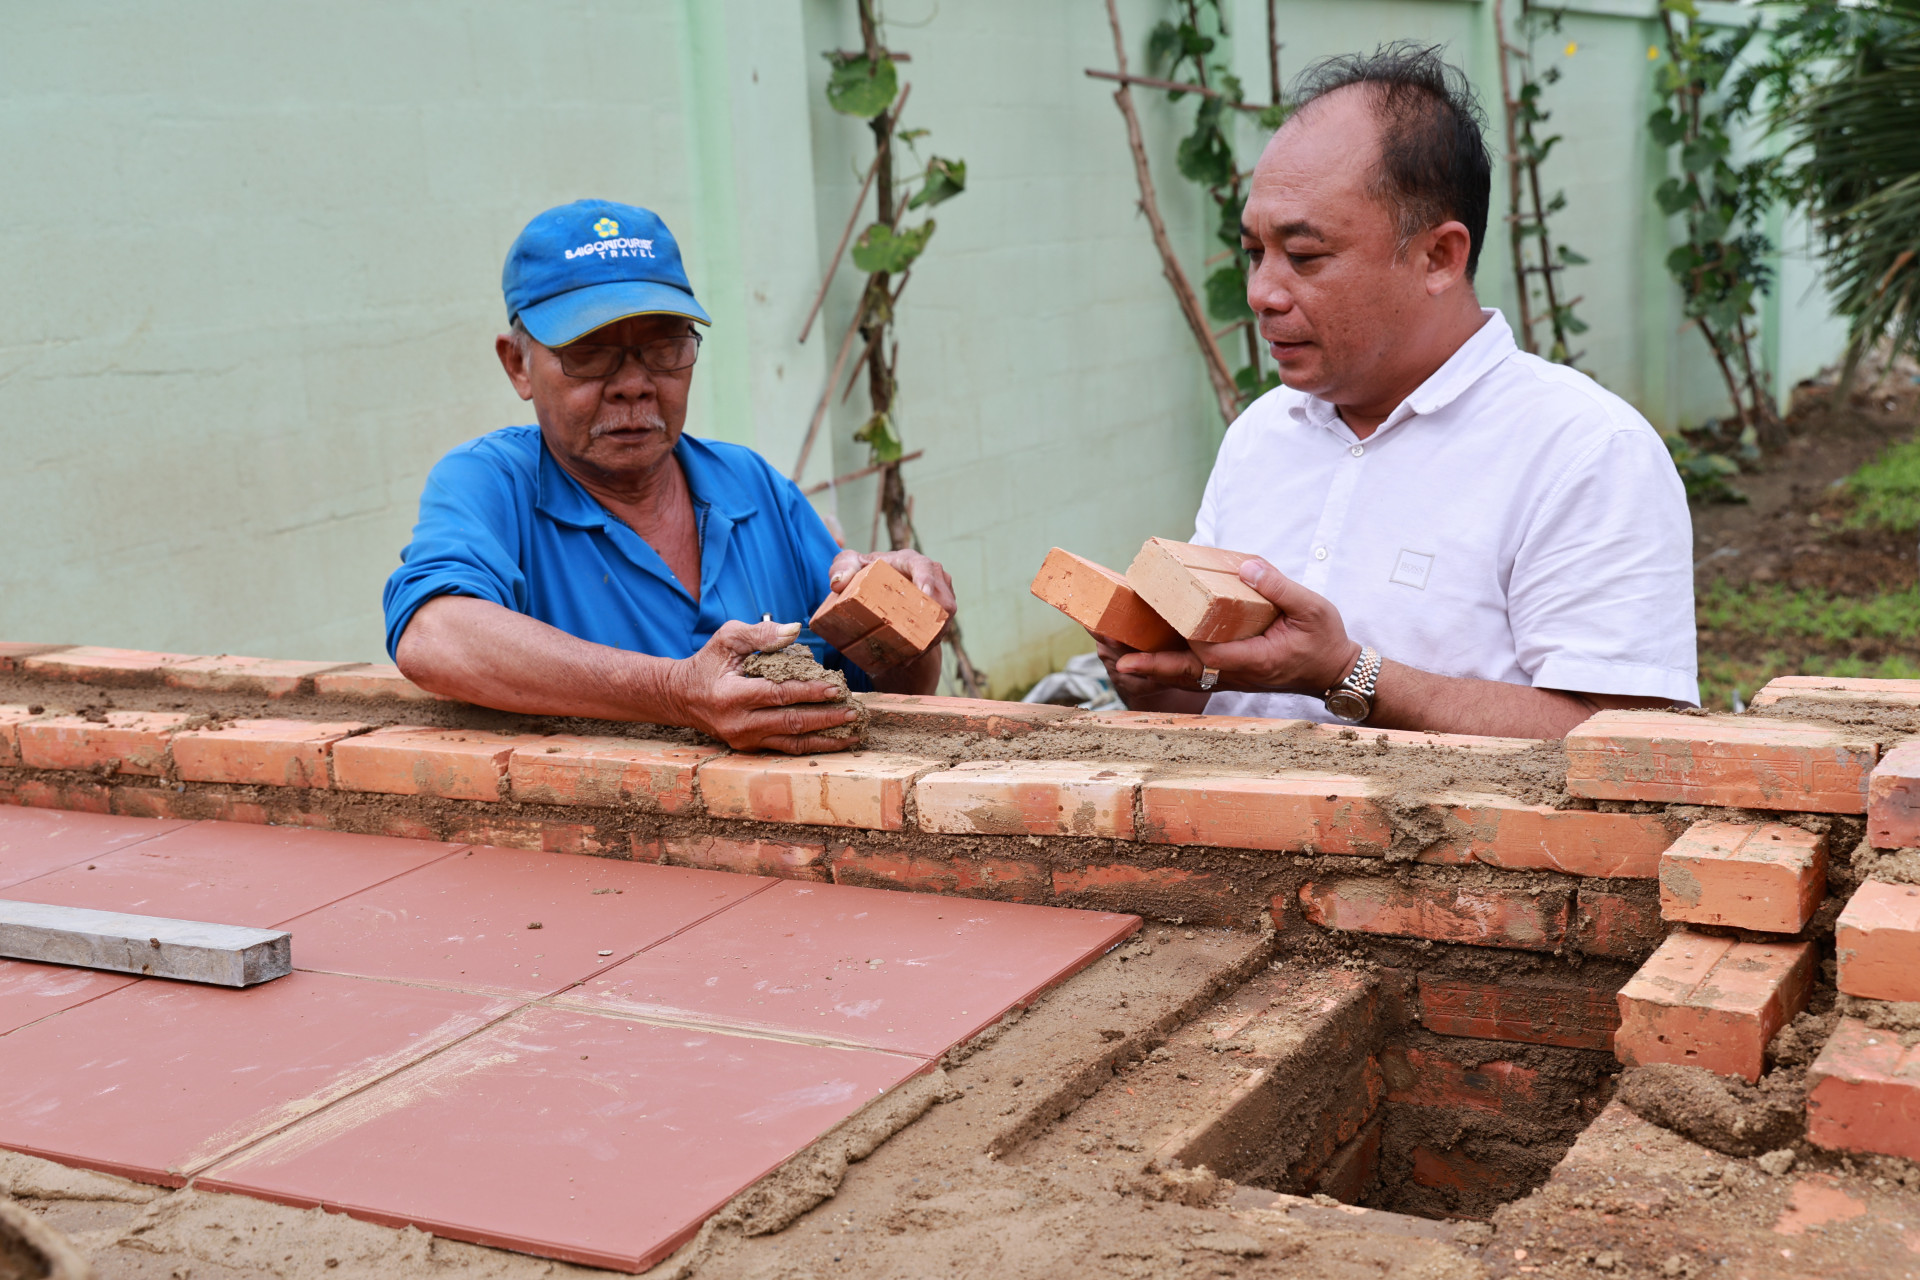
[0,959,136,1036]
[199,1005,924,1272]
[280,846,775,998]
[0,808,191,889]
[2,820,460,927]
[556,880,1139,1056]
[0,971,511,1184]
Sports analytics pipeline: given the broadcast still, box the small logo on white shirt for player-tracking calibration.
[1390,549,1434,590]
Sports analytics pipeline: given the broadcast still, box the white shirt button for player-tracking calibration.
[1314,547,1329,561]
[1350,444,1365,457]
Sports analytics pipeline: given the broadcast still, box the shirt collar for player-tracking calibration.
[535,432,758,529]
[1289,308,1516,441]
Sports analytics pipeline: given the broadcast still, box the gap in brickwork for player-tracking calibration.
[1009,944,1620,1223]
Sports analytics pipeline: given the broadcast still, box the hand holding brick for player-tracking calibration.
[1029,548,1181,652]
[1125,538,1278,644]
[810,559,949,673]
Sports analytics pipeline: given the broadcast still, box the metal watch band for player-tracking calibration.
[1322,644,1381,724]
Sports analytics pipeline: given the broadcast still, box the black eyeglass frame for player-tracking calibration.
[553,331,703,380]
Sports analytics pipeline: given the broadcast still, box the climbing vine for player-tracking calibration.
[793,0,984,695]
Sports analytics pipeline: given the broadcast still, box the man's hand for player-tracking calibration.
[822,549,953,696]
[665,620,865,754]
[826,549,957,626]
[1115,557,1359,696]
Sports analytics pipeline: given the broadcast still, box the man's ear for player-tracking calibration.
[1421,220,1474,297]
[495,333,535,401]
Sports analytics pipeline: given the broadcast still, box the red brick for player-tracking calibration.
[1029,547,1182,652]
[16,711,193,777]
[642,834,828,881]
[161,655,349,697]
[861,694,1074,737]
[1836,879,1920,1002]
[1311,1120,1382,1203]
[507,736,717,812]
[1125,537,1276,643]
[19,646,196,686]
[0,705,43,767]
[1382,1045,1541,1114]
[1753,675,1920,710]
[1409,1145,1525,1200]
[1615,931,1814,1082]
[828,848,1049,901]
[1296,879,1570,951]
[308,663,449,703]
[1052,863,1233,922]
[916,760,1143,838]
[809,558,949,671]
[1659,820,1826,932]
[1805,1016,1920,1162]
[373,815,443,842]
[110,787,269,826]
[330,726,545,800]
[697,751,940,830]
[1415,974,1621,1051]
[445,818,620,858]
[1565,709,1876,814]
[1140,772,1388,853]
[1423,795,1675,878]
[0,644,68,671]
[1868,740,1920,849]
[1573,887,1665,959]
[170,719,366,789]
[0,777,113,814]
[1289,1054,1384,1187]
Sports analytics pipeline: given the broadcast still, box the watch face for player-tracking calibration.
[1326,689,1369,723]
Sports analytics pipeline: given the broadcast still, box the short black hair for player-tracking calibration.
[1289,43,1492,279]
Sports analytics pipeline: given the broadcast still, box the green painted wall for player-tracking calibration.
[0,0,1848,695]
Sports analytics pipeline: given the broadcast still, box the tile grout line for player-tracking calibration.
[266,843,477,929]
[0,812,203,894]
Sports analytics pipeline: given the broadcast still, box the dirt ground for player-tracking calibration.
[1691,359,1920,708]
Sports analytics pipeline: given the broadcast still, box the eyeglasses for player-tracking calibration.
[554,332,702,379]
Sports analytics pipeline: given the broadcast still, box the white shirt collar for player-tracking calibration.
[1288,308,1516,442]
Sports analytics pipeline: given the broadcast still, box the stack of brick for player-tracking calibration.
[1802,742,1920,1161]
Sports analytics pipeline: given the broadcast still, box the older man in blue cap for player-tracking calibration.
[385,200,954,754]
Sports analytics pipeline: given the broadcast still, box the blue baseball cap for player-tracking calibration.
[502,199,711,346]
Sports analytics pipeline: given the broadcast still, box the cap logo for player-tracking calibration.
[564,232,656,261]
[593,217,620,238]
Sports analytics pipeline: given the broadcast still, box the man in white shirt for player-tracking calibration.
[1106,46,1697,738]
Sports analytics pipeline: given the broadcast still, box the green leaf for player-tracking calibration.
[1647,109,1688,145]
[825,54,897,119]
[1256,102,1289,131]
[1176,125,1235,188]
[1205,264,1252,322]
[1146,20,1180,73]
[1667,244,1703,275]
[1655,177,1694,215]
[853,410,903,463]
[1558,246,1589,266]
[907,156,966,210]
[1680,138,1721,174]
[851,220,935,274]
[1235,365,1280,399]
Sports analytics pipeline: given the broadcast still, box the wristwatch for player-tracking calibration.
[1323,645,1382,724]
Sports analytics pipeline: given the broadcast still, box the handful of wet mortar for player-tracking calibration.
[742,643,869,741]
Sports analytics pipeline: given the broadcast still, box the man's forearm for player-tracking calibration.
[1367,659,1670,739]
[396,596,679,721]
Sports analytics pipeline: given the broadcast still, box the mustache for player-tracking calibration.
[589,410,668,439]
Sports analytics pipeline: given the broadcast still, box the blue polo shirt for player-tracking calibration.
[383,426,870,688]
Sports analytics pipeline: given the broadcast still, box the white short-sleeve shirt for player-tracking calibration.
[1195,309,1698,723]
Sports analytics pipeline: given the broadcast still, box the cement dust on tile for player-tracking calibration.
[199,1005,928,1272]
[0,957,135,1036]
[0,970,512,1183]
[555,879,1139,1055]
[0,806,190,889]
[280,844,773,998]
[1,818,460,927]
